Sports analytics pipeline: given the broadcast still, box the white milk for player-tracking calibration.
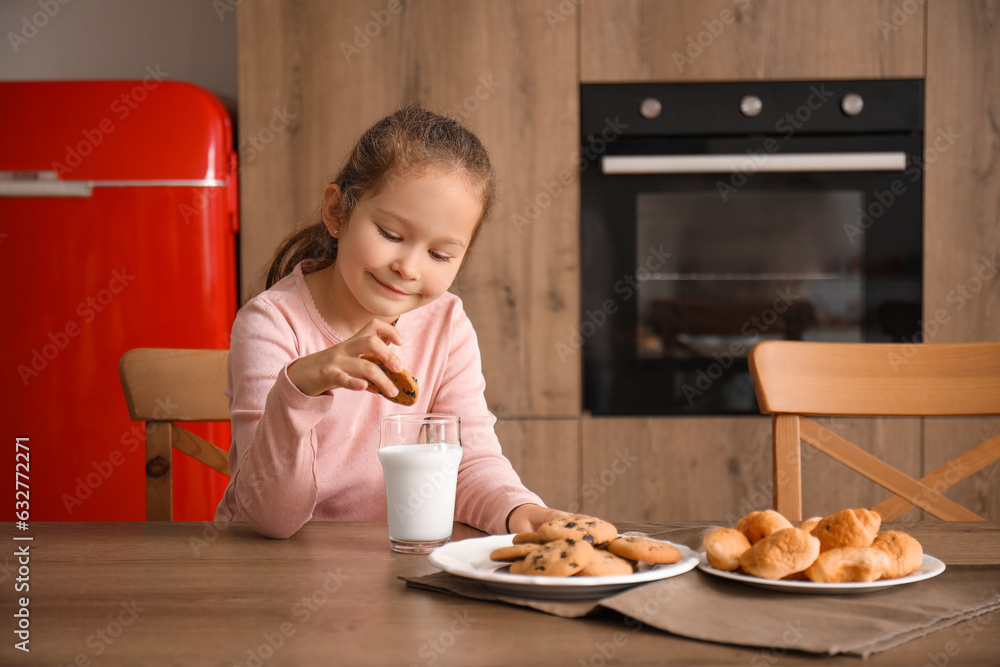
[379,443,462,542]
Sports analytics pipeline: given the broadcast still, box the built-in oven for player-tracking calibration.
[580,80,923,415]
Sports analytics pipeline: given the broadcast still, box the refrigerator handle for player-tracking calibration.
[0,171,92,197]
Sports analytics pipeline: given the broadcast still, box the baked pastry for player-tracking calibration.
[538,516,618,546]
[804,546,891,583]
[577,549,635,577]
[703,528,751,571]
[872,530,923,579]
[798,516,822,533]
[508,558,529,574]
[738,510,793,544]
[810,509,881,552]
[607,536,682,564]
[739,528,820,580]
[498,514,689,578]
[362,354,418,405]
[490,544,542,562]
[522,538,595,577]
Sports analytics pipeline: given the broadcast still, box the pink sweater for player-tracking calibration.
[215,261,543,538]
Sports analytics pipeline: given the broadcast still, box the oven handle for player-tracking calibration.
[601,151,907,175]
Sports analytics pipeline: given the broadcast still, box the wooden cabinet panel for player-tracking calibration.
[580,416,923,523]
[495,418,581,512]
[235,1,307,301]
[924,0,1000,520]
[238,1,580,417]
[924,0,1000,343]
[581,0,925,82]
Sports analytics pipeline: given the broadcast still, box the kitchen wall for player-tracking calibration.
[236,0,1000,522]
[4,1,994,522]
[0,0,237,116]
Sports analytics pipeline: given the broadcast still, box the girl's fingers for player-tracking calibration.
[357,319,404,347]
[357,355,399,397]
[346,321,405,373]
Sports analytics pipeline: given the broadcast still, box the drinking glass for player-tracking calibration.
[378,414,462,554]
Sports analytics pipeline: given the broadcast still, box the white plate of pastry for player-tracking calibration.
[697,509,946,594]
[696,551,945,594]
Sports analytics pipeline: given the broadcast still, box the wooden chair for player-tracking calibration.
[748,341,1000,522]
[119,348,232,520]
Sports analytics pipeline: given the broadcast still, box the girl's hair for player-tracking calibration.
[265,103,498,288]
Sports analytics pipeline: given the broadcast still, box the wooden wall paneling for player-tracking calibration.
[237,1,580,418]
[579,416,924,523]
[236,2,308,301]
[924,0,1000,344]
[434,2,581,420]
[924,0,1000,520]
[580,417,772,523]
[494,418,581,512]
[580,0,925,82]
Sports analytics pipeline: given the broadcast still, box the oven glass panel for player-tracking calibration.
[636,190,865,367]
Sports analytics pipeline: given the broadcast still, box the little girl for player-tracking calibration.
[215,104,567,539]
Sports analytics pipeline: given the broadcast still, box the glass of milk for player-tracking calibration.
[379,414,463,554]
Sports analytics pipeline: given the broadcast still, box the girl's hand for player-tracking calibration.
[506,504,577,534]
[287,319,405,397]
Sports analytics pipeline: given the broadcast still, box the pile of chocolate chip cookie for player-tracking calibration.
[490,516,682,577]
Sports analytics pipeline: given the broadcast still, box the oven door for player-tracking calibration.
[581,134,923,415]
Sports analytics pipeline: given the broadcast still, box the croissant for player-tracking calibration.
[739,528,820,580]
[872,530,923,579]
[703,528,751,571]
[810,508,881,552]
[737,510,793,545]
[804,546,890,583]
[798,516,822,533]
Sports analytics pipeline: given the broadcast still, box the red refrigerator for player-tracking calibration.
[1,80,238,521]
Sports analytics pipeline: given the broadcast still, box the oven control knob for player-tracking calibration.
[841,92,865,116]
[739,95,763,117]
[639,97,662,120]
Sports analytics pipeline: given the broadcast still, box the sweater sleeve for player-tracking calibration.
[432,301,545,535]
[216,298,331,538]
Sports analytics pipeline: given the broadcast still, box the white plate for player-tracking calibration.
[696,552,946,594]
[428,534,698,600]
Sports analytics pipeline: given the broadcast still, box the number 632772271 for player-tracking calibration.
[15,437,29,521]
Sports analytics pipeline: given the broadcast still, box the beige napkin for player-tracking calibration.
[403,570,601,618]
[599,563,1000,657]
[402,524,1000,657]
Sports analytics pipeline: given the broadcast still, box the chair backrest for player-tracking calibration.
[119,348,231,520]
[749,341,1000,522]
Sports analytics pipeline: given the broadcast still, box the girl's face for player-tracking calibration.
[324,168,483,330]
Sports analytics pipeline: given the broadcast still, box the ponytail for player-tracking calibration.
[265,220,336,289]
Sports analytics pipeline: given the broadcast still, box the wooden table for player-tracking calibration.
[4,521,998,666]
